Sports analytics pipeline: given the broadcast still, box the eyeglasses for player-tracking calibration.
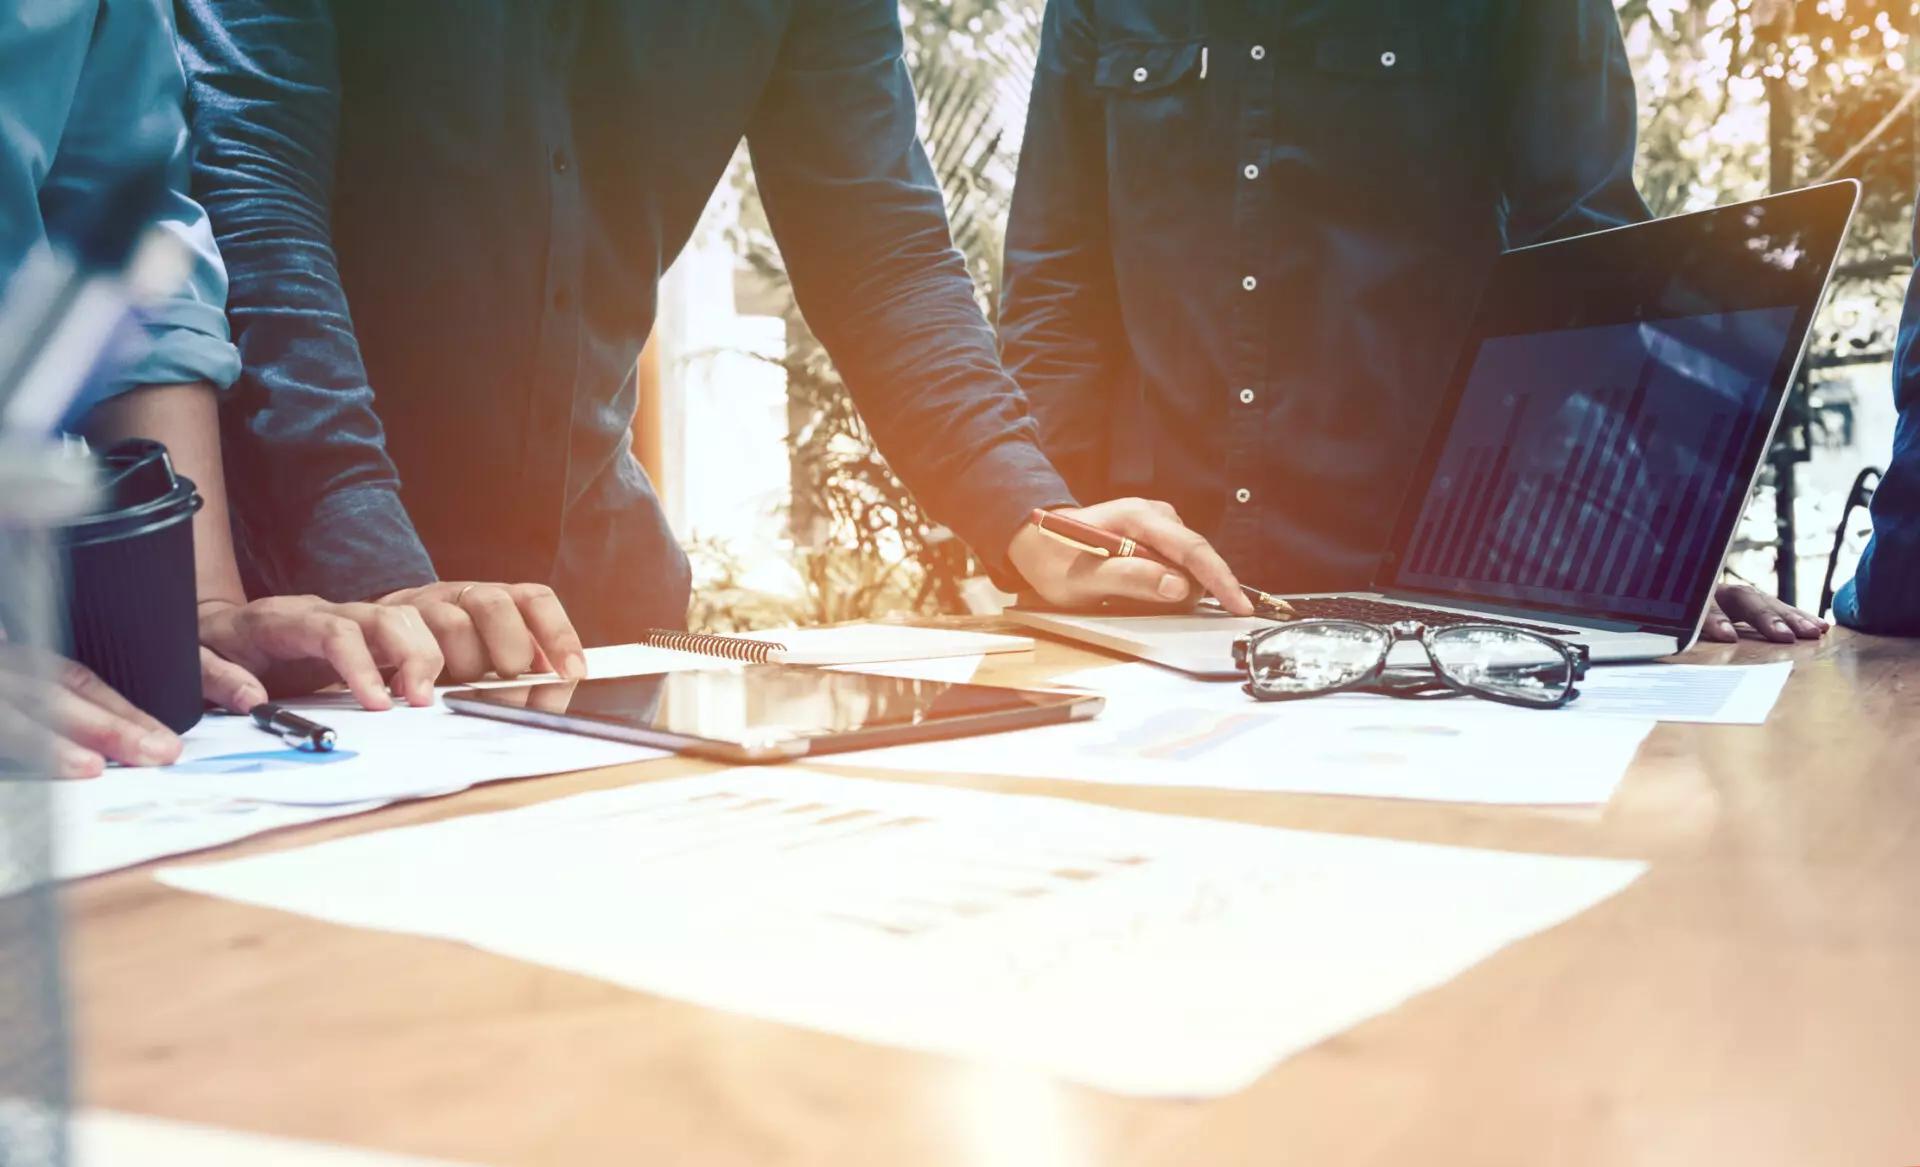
[1231,620,1588,709]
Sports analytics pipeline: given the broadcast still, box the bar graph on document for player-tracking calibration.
[158,772,1652,1097]
[1090,708,1275,762]
[503,786,1160,943]
[1071,707,1481,775]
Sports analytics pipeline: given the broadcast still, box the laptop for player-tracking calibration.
[1011,181,1861,677]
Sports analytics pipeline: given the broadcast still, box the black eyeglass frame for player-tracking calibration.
[1231,619,1590,710]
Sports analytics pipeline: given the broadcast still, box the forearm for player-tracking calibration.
[748,0,1075,566]
[78,382,247,606]
[776,225,1078,562]
[997,285,1121,503]
[176,0,436,600]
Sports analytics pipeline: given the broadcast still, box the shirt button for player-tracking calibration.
[552,148,571,174]
[1242,163,1260,180]
[1238,388,1256,405]
[1241,275,1258,292]
[1250,45,1266,61]
[1132,66,1150,83]
[1380,50,1398,68]
[1235,488,1252,504]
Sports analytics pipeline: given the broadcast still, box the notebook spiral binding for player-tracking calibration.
[641,629,786,664]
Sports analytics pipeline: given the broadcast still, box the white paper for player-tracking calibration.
[576,640,985,684]
[99,698,665,807]
[90,639,731,808]
[50,774,389,880]
[42,643,697,880]
[827,654,985,685]
[45,641,999,881]
[831,668,1651,806]
[456,641,746,688]
[1564,661,1793,724]
[159,771,1645,1098]
[69,1108,480,1166]
[1051,662,1268,705]
[725,623,1031,665]
[574,642,727,679]
[139,652,972,808]
[1057,659,1794,726]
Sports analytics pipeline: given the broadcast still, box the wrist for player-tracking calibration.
[196,596,245,632]
[1004,524,1045,570]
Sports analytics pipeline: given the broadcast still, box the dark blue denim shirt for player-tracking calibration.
[1836,192,1920,634]
[175,0,1073,643]
[1001,0,1649,592]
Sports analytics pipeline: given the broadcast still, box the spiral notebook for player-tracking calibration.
[634,623,1033,667]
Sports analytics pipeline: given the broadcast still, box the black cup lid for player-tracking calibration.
[97,439,180,510]
[58,438,201,546]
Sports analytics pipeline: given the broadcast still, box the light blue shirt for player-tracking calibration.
[0,0,240,425]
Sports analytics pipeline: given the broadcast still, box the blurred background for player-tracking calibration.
[639,0,1918,631]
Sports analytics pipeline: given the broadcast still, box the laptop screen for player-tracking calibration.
[1380,183,1858,631]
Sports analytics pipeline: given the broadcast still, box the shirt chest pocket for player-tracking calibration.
[1093,40,1218,212]
[1315,33,1443,79]
[1094,39,1207,94]
[1296,32,1493,199]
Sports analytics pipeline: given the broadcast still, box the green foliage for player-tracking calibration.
[683,535,807,633]
[1624,0,1916,358]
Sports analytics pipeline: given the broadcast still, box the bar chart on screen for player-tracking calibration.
[1395,308,1797,620]
[1407,383,1745,601]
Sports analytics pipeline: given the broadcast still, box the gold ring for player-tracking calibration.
[454,584,476,606]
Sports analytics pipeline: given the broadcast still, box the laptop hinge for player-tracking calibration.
[1379,589,1672,636]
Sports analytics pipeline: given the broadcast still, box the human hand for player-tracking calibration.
[1700,582,1829,644]
[377,581,587,683]
[198,596,445,711]
[1006,498,1254,616]
[0,654,181,778]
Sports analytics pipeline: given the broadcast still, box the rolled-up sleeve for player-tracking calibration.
[745,0,1076,576]
[39,0,241,405]
[114,201,241,393]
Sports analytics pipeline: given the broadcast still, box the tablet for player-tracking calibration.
[443,665,1105,764]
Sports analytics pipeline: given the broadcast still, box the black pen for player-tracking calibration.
[249,703,337,752]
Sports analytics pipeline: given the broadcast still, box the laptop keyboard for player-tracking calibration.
[1281,596,1579,638]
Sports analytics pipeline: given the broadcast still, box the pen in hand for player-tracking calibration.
[1027,509,1295,616]
[250,703,337,752]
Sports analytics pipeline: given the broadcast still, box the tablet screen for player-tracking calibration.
[450,666,1095,758]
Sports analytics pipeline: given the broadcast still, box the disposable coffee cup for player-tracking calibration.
[57,439,203,734]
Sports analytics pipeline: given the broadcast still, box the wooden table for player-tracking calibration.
[68,629,1920,1166]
